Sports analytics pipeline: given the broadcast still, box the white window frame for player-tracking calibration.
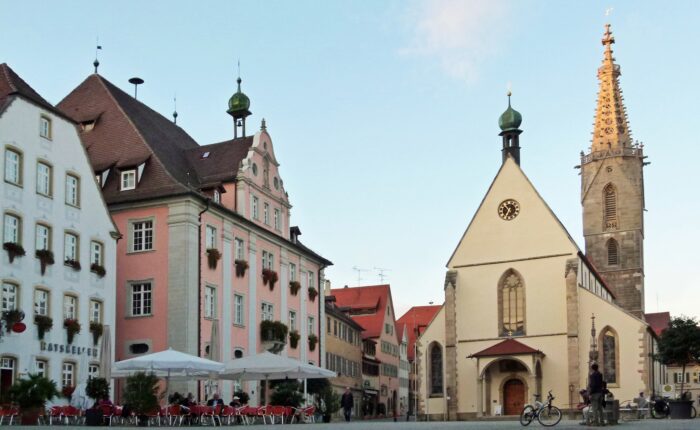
[65,174,80,207]
[289,310,297,331]
[2,282,18,312]
[35,359,48,377]
[263,203,270,225]
[261,302,273,321]
[274,208,280,230]
[252,195,259,220]
[39,116,51,139]
[64,232,79,262]
[3,213,20,244]
[121,170,136,191]
[307,271,315,289]
[88,364,100,379]
[0,357,16,386]
[90,300,102,324]
[308,316,315,336]
[130,282,153,317]
[204,285,216,319]
[90,241,103,266]
[4,148,21,185]
[131,220,154,252]
[233,294,244,326]
[36,162,52,196]
[62,362,75,388]
[34,289,49,316]
[36,224,51,251]
[213,190,221,204]
[205,225,217,249]
[289,263,296,282]
[63,294,77,320]
[234,238,245,260]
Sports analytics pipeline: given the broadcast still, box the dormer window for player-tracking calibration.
[201,151,210,159]
[121,170,136,190]
[213,190,221,203]
[39,116,52,139]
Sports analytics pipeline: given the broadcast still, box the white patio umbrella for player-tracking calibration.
[219,351,336,404]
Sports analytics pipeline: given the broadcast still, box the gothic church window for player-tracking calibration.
[607,239,619,266]
[429,342,443,395]
[600,327,618,385]
[499,269,525,336]
[603,184,617,230]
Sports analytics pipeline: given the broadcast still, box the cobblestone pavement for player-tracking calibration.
[17,418,700,429]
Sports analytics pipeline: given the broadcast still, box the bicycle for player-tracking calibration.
[650,395,669,419]
[520,391,563,427]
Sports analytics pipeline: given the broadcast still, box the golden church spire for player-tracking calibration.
[591,24,632,152]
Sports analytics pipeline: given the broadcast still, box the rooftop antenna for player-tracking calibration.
[173,95,178,124]
[352,266,370,286]
[93,37,102,74]
[374,267,391,283]
[129,77,144,99]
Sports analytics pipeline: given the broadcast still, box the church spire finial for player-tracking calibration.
[498,88,523,165]
[93,38,102,74]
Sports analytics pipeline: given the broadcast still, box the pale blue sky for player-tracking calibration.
[2,0,697,319]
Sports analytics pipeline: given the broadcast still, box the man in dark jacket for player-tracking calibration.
[341,387,354,422]
[588,363,605,426]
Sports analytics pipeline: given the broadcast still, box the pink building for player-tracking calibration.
[57,73,331,402]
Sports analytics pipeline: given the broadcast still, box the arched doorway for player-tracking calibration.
[503,379,525,415]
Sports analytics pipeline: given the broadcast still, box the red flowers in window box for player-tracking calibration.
[262,269,278,291]
[63,318,81,344]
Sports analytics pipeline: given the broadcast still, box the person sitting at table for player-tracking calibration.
[207,392,224,407]
[229,395,241,408]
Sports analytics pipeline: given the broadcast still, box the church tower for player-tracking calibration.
[580,24,647,317]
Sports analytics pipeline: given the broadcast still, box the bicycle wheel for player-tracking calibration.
[537,405,562,427]
[519,405,535,426]
[652,403,669,419]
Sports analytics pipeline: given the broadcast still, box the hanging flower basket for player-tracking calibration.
[89,321,104,346]
[308,287,318,302]
[3,242,25,263]
[34,315,53,340]
[206,248,221,270]
[262,269,278,291]
[64,259,81,271]
[2,309,24,333]
[289,281,301,296]
[63,318,81,344]
[308,334,318,351]
[289,330,300,349]
[235,259,249,277]
[35,249,55,275]
[90,263,106,278]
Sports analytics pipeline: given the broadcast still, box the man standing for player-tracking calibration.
[341,387,354,422]
[588,363,605,426]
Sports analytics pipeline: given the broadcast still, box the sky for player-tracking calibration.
[1,0,698,320]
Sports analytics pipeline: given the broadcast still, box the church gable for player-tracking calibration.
[448,156,578,268]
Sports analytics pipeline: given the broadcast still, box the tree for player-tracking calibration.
[122,372,160,421]
[656,316,700,398]
[85,377,110,403]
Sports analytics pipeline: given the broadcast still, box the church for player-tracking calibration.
[416,25,666,419]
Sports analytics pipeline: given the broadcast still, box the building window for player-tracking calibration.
[274,209,280,230]
[262,251,274,270]
[131,282,152,316]
[63,295,77,320]
[90,300,102,324]
[36,162,52,196]
[261,302,273,321]
[308,316,315,336]
[3,213,21,244]
[4,148,21,185]
[62,362,76,388]
[603,183,617,230]
[601,327,618,385]
[251,196,259,220]
[131,220,154,252]
[40,116,52,139]
[88,364,100,379]
[289,311,297,331]
[121,170,136,191]
[429,343,443,395]
[234,238,245,260]
[36,224,51,251]
[64,232,79,262]
[2,282,18,312]
[204,286,216,319]
[213,190,221,204]
[263,203,270,225]
[234,294,244,326]
[129,343,149,354]
[289,263,296,282]
[233,349,244,359]
[206,225,217,249]
[90,241,103,266]
[35,359,48,377]
[65,174,80,206]
[607,239,619,266]
[34,289,49,316]
[1,357,16,394]
[499,269,525,336]
[307,271,315,289]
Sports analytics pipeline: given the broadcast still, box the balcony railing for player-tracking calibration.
[581,146,643,164]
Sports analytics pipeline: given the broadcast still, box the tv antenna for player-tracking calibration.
[129,77,144,99]
[352,266,370,286]
[374,267,391,283]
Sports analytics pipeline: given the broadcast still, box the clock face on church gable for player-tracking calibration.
[498,199,520,220]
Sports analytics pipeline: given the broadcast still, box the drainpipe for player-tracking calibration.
[197,198,211,399]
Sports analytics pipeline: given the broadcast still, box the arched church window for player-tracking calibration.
[499,270,525,336]
[601,328,617,384]
[429,343,443,395]
[607,239,619,266]
[603,184,618,230]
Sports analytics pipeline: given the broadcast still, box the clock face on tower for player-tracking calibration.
[498,199,520,220]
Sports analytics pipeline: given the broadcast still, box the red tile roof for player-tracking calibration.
[397,305,442,361]
[468,338,543,358]
[330,285,394,340]
[0,63,74,120]
[645,312,671,337]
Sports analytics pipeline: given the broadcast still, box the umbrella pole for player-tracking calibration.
[304,379,308,406]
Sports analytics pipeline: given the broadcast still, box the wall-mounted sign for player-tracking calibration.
[40,341,99,358]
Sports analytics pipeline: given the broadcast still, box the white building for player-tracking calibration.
[0,63,117,400]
